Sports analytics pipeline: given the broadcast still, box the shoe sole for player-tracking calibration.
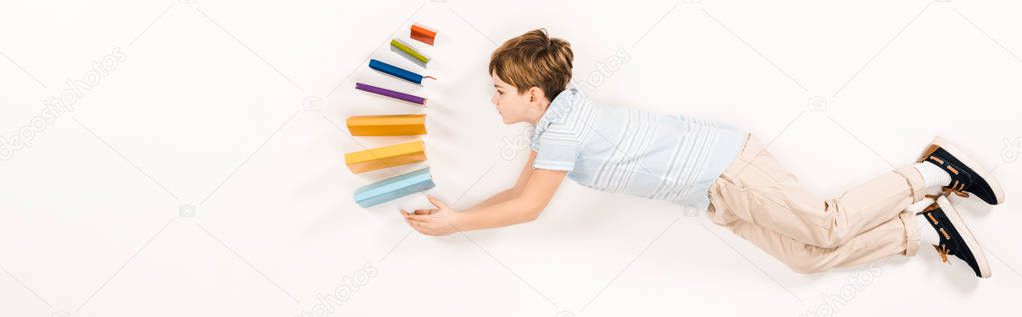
[921,136,1005,205]
[936,196,992,278]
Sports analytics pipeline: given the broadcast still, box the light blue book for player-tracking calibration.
[354,167,435,208]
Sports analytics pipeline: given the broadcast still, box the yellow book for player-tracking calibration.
[346,114,426,136]
[344,140,426,174]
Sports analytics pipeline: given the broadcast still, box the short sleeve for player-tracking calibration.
[531,122,581,171]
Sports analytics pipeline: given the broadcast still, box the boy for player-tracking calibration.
[401,29,1005,278]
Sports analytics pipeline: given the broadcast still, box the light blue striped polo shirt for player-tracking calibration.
[530,88,748,209]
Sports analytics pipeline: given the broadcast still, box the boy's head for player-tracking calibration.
[488,29,574,125]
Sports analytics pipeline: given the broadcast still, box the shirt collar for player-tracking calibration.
[531,88,579,144]
[536,88,578,126]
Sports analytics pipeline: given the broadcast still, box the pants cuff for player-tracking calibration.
[899,211,920,256]
[895,166,926,203]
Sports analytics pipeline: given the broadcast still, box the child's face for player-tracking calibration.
[490,72,545,125]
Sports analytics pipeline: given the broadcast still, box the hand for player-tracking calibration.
[401,195,461,236]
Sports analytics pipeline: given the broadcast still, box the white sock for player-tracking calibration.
[914,162,952,188]
[917,212,941,246]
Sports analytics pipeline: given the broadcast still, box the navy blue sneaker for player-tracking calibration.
[918,196,991,278]
[919,137,1005,205]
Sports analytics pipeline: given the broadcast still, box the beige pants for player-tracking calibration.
[706,134,925,273]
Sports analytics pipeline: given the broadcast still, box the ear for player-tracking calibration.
[527,87,546,104]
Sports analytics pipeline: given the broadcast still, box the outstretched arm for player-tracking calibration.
[401,150,567,236]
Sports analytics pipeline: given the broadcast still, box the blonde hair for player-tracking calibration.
[488,29,574,100]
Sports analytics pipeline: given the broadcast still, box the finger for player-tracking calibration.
[410,221,433,235]
[407,217,425,227]
[408,220,425,234]
[403,214,426,224]
[414,209,432,215]
[427,195,449,209]
[403,214,419,222]
[412,220,437,234]
[405,214,431,223]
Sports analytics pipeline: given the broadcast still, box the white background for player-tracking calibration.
[2,0,1021,316]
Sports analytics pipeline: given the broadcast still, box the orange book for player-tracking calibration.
[346,114,426,136]
[410,24,436,46]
